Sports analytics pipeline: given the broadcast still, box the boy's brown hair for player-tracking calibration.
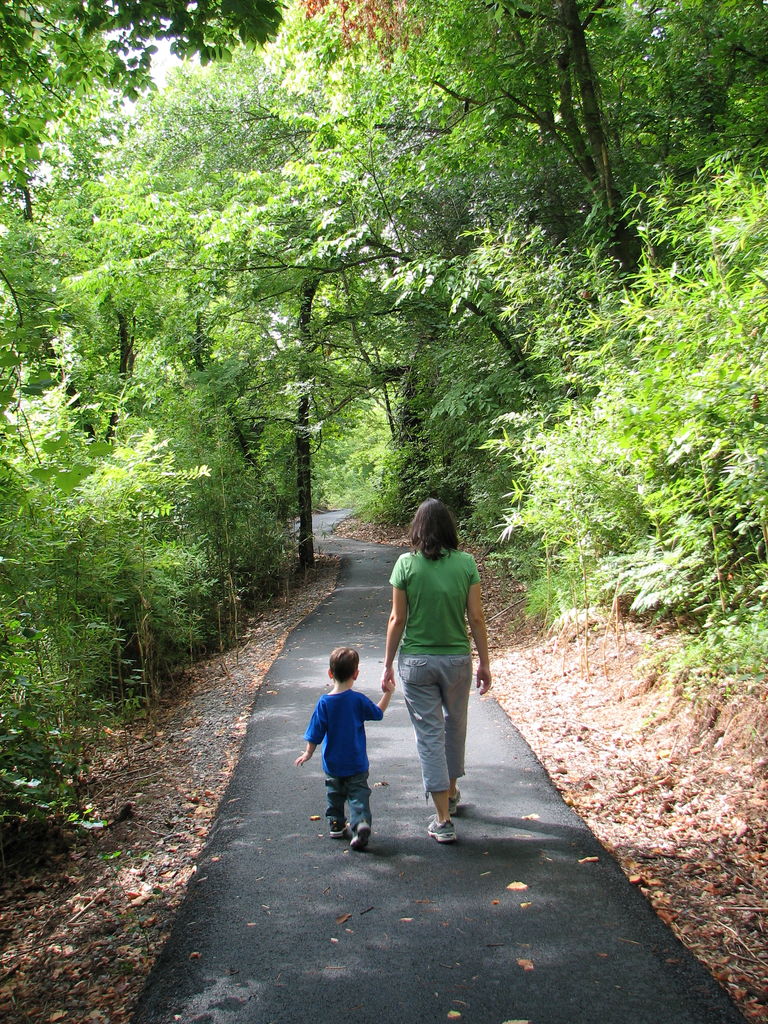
[329,646,359,682]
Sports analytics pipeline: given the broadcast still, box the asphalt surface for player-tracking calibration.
[132,511,746,1024]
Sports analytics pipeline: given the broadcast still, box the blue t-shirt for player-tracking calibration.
[304,689,384,777]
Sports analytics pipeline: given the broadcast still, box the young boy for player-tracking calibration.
[295,647,394,851]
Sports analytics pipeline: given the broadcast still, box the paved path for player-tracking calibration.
[133,512,745,1024]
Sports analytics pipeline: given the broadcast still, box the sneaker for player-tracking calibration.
[329,819,350,839]
[350,822,371,851]
[448,789,461,817]
[427,816,456,843]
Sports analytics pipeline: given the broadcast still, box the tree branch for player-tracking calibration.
[431,79,484,109]
[0,267,24,325]
[459,298,528,371]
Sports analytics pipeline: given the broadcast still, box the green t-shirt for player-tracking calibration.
[389,549,481,655]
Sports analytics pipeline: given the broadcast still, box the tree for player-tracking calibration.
[0,0,283,184]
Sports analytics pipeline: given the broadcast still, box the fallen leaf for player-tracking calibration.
[336,913,352,924]
[519,902,532,909]
[400,917,414,922]
[506,881,528,891]
[189,951,201,959]
[48,1014,68,1023]
[517,958,535,972]
[491,899,500,905]
[310,815,321,821]
[656,909,678,926]
[447,1013,462,1020]
[578,856,600,864]
[521,814,540,821]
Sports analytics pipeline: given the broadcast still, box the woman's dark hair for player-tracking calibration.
[409,498,459,560]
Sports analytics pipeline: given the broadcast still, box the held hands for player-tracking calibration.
[476,664,492,696]
[381,666,396,693]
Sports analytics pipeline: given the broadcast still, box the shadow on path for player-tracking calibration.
[132,512,745,1024]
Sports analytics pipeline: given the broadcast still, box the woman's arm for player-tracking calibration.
[466,582,492,694]
[381,586,407,690]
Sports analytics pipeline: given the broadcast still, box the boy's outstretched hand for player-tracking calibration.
[295,745,315,767]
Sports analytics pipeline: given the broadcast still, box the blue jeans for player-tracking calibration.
[325,771,372,829]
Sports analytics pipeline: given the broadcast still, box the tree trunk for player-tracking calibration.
[558,0,616,208]
[557,0,639,271]
[192,312,208,370]
[296,278,319,570]
[106,311,135,442]
[296,389,314,569]
[22,186,33,222]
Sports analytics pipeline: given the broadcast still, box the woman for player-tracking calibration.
[381,498,491,843]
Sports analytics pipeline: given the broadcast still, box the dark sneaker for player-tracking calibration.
[427,816,456,843]
[448,788,461,817]
[329,819,350,839]
[350,822,371,851]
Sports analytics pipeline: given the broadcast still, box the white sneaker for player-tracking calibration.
[427,816,456,843]
[350,822,371,851]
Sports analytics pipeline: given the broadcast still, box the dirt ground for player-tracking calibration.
[1,521,766,1024]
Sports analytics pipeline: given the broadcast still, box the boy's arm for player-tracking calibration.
[295,741,317,766]
[377,689,393,713]
[296,701,326,766]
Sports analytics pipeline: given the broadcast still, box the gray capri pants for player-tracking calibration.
[398,652,473,795]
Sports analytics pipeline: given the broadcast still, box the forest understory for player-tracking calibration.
[0,521,766,1024]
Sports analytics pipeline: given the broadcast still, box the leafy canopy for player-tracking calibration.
[0,0,283,182]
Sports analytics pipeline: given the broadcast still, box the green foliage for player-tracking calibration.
[664,609,768,696]
[0,388,289,822]
[5,0,768,830]
[491,159,768,659]
[0,0,283,182]
[313,402,391,510]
